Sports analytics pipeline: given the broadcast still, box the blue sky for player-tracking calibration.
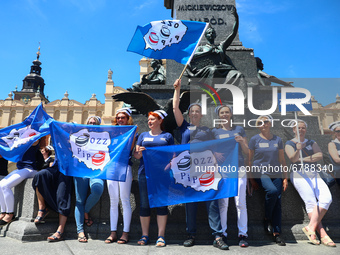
[0,0,339,107]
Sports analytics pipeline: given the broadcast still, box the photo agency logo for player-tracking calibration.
[198,83,313,128]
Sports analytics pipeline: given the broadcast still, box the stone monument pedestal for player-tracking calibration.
[2,178,340,242]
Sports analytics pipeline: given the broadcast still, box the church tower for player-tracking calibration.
[13,46,49,104]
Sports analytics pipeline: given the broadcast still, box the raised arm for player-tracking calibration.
[221,5,239,53]
[173,79,184,127]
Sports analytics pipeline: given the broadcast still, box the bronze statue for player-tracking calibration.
[141,59,165,85]
[255,57,293,87]
[129,59,166,91]
[185,6,246,94]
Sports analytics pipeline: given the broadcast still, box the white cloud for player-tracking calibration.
[134,0,155,11]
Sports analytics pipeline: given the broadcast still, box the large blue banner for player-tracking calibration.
[127,20,208,65]
[50,121,137,181]
[143,138,239,208]
[0,103,53,162]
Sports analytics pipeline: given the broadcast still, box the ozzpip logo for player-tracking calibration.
[200,84,312,116]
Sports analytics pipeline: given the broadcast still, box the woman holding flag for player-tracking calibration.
[248,115,288,246]
[134,110,174,247]
[285,120,335,247]
[172,79,228,250]
[73,116,105,243]
[212,105,249,247]
[105,108,136,244]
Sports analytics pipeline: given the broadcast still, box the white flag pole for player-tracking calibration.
[294,111,305,174]
[178,23,209,80]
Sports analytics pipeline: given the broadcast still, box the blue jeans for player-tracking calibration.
[257,175,283,233]
[138,173,167,217]
[185,200,222,238]
[74,177,104,233]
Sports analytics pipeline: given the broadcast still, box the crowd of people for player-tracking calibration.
[0,79,338,249]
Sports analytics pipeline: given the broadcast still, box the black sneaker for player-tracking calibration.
[274,235,286,246]
[183,236,195,247]
[238,235,249,247]
[213,237,229,250]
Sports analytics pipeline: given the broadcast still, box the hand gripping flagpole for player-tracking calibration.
[294,111,305,174]
[178,23,209,80]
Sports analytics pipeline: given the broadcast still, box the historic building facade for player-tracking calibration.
[0,51,128,128]
[309,95,340,135]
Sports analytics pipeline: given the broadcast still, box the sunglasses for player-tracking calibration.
[117,117,126,120]
[335,130,340,133]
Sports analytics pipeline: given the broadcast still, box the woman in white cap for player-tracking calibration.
[285,119,335,247]
[328,121,340,186]
[248,115,288,246]
[212,105,249,247]
[74,116,105,242]
[41,145,54,169]
[134,110,174,247]
[173,79,228,250]
[105,108,136,244]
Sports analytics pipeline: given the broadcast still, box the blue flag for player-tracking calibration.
[0,103,53,162]
[127,20,208,65]
[143,138,239,208]
[50,121,137,181]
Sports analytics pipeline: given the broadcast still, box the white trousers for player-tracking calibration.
[0,168,37,213]
[0,176,6,213]
[290,171,332,213]
[107,166,132,232]
[218,170,248,237]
